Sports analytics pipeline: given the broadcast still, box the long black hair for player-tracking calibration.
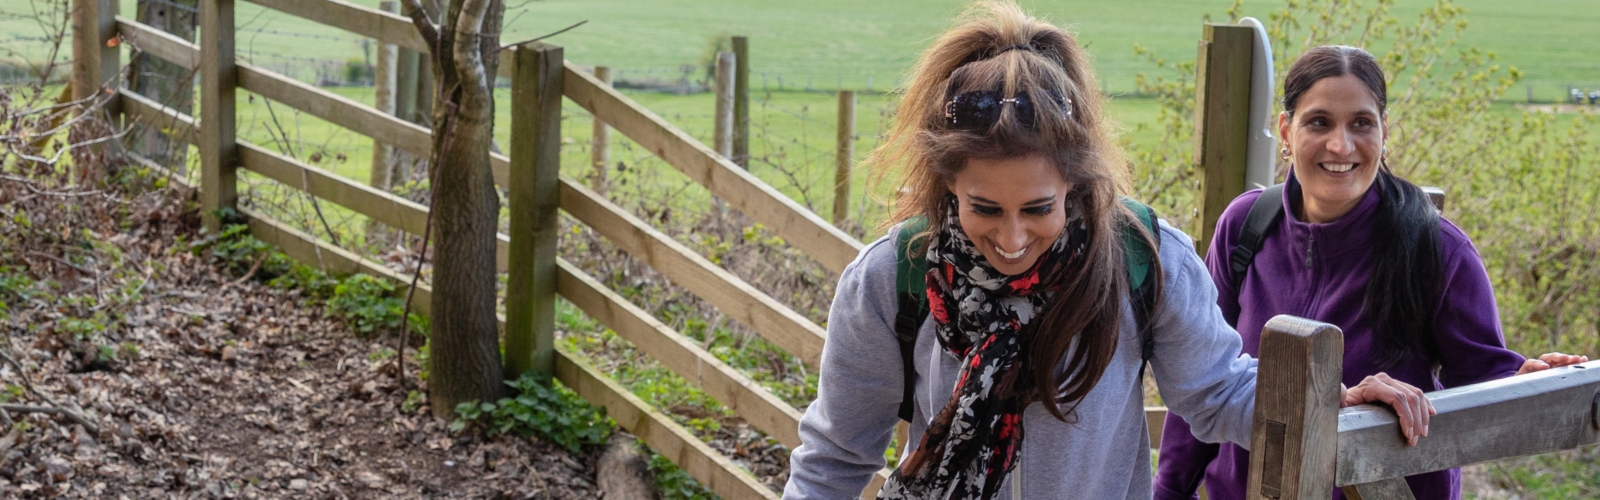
[1283,46,1442,369]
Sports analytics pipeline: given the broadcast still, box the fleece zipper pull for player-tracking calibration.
[1305,233,1315,268]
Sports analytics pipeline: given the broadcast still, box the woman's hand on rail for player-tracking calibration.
[1340,373,1435,447]
[1515,352,1590,375]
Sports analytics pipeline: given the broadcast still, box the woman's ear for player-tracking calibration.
[1277,111,1291,144]
[1381,112,1390,142]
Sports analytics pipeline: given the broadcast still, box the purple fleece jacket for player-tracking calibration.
[1153,174,1525,500]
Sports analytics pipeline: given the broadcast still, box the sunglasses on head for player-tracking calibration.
[943,90,1072,130]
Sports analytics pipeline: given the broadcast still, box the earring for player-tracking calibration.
[1382,146,1389,160]
[1280,147,1291,162]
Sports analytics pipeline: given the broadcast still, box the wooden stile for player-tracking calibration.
[834,90,855,225]
[1247,315,1343,500]
[504,42,563,378]
[1192,24,1254,256]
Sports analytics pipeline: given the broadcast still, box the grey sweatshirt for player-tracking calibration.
[783,220,1259,499]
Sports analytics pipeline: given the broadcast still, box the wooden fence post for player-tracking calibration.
[713,53,735,159]
[731,35,749,168]
[71,0,120,107]
[505,43,562,378]
[370,1,399,192]
[1193,24,1254,256]
[199,0,237,232]
[833,90,855,225]
[590,65,611,190]
[1247,315,1343,500]
[129,0,196,168]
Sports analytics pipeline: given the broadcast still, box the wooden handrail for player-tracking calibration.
[120,88,198,145]
[238,142,430,235]
[1336,360,1600,487]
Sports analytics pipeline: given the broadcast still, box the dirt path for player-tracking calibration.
[0,177,598,498]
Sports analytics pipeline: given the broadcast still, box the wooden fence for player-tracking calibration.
[77,3,1599,497]
[88,0,864,497]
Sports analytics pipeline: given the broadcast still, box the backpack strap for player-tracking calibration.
[893,217,930,423]
[1229,184,1285,291]
[1119,197,1160,383]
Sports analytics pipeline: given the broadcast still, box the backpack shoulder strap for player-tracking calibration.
[893,217,929,423]
[1228,184,1285,291]
[1119,197,1160,382]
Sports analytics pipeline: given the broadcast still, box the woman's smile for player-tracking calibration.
[947,155,1072,276]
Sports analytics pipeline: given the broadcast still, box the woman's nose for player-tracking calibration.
[997,217,1028,251]
[1326,128,1354,156]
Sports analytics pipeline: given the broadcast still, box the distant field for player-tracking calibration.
[3,0,1598,100]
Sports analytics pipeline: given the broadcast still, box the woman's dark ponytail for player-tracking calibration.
[1364,167,1444,368]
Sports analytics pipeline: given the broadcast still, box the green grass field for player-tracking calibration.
[5,0,1595,99]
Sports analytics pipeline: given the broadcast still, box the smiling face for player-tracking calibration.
[1281,74,1388,223]
[946,155,1074,276]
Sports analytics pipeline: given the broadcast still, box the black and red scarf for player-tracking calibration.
[878,195,1089,499]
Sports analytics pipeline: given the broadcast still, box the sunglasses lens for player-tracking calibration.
[946,91,1040,130]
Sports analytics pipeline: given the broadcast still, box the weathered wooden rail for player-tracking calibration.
[1246,315,1600,499]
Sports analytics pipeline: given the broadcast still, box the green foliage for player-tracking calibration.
[450,372,614,453]
[0,266,37,321]
[649,453,716,500]
[326,274,424,336]
[198,224,428,337]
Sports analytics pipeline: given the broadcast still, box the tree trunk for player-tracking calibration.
[130,0,196,169]
[421,0,506,417]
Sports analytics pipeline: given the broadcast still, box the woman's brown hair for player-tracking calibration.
[868,0,1161,423]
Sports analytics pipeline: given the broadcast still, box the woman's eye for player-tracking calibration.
[1023,204,1055,216]
[971,204,1002,216]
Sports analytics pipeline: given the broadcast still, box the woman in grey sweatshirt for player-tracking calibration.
[782,2,1432,499]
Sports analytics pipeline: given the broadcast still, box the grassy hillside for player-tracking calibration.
[5,0,1595,99]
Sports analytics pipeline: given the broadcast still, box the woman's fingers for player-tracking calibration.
[1538,352,1588,368]
[1349,373,1432,446]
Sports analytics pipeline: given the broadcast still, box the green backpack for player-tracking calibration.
[890,197,1160,422]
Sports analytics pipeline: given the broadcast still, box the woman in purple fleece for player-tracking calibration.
[1152,45,1588,500]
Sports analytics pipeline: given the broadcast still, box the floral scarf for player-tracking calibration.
[877,195,1088,499]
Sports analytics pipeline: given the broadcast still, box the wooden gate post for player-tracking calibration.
[1247,315,1343,500]
[71,0,120,107]
[199,0,237,232]
[832,90,855,225]
[1193,24,1254,256]
[504,42,562,378]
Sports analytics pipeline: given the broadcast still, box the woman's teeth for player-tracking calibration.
[1322,163,1355,173]
[997,246,1027,259]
